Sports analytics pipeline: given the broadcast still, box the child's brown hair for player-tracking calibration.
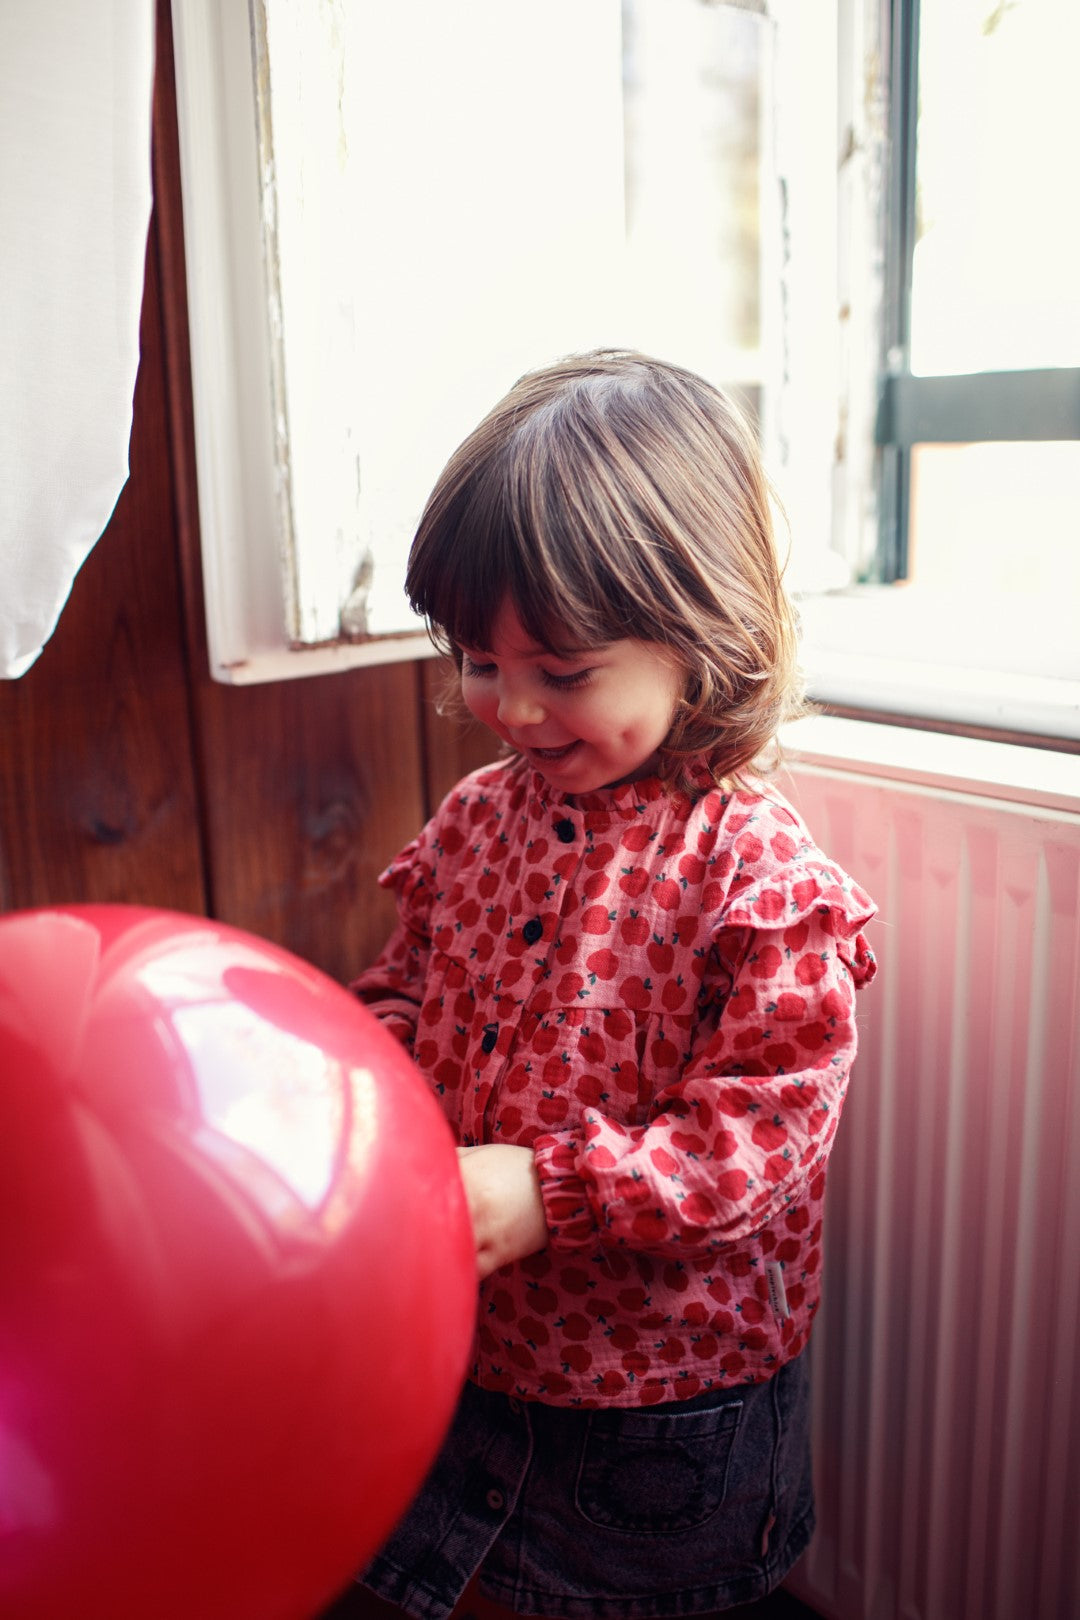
[406,349,806,785]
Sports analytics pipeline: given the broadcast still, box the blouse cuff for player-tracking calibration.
[534,1131,596,1250]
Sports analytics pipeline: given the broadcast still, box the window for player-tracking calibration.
[799,0,1079,741]
[174,1,1079,742]
[176,0,815,681]
[880,0,1080,576]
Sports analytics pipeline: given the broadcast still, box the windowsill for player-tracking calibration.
[782,713,1080,816]
[206,631,435,685]
[798,585,1080,746]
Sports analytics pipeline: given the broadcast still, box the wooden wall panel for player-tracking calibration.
[188,663,426,985]
[0,221,207,918]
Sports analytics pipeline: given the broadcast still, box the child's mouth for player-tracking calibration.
[527,742,580,764]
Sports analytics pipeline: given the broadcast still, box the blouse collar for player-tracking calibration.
[522,759,717,826]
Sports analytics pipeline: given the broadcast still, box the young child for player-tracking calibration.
[348,351,877,1619]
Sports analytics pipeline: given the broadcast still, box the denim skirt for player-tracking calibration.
[358,1352,814,1619]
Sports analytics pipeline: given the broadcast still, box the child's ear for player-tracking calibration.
[676,663,702,711]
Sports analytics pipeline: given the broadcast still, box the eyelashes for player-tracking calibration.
[461,657,595,692]
[541,667,595,691]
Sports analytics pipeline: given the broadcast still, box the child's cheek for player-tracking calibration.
[461,679,491,727]
[463,684,508,743]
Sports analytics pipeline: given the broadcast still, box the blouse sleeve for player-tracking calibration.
[348,834,435,1052]
[533,862,877,1256]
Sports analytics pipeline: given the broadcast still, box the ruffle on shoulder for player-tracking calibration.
[376,835,434,932]
[375,759,510,931]
[378,838,422,893]
[724,858,878,989]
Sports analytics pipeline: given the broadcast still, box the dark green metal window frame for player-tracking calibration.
[874,0,1080,583]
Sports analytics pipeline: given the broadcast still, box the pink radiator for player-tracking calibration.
[780,754,1080,1620]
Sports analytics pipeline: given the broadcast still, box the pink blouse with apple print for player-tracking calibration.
[351,757,877,1408]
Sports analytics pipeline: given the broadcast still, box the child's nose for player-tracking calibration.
[496,678,546,728]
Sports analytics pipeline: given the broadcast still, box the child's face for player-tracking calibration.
[459,600,683,794]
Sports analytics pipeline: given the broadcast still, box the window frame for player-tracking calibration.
[874,0,1080,583]
[794,0,1080,750]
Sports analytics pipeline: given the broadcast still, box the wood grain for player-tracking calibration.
[0,210,206,916]
[187,661,427,983]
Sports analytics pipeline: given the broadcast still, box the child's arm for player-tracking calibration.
[532,901,876,1259]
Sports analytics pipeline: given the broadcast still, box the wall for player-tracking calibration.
[0,1,492,986]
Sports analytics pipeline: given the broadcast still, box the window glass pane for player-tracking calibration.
[908,441,1079,675]
[910,0,1080,376]
[622,0,763,380]
[260,0,768,643]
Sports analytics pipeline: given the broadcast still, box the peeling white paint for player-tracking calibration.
[250,0,366,645]
[759,1,853,593]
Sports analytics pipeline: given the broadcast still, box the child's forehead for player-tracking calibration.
[464,600,605,661]
[462,629,604,662]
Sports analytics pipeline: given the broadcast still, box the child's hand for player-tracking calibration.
[456,1144,549,1280]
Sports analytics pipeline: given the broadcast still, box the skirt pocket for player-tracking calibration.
[574,1394,744,1535]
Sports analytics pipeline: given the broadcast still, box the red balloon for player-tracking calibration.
[0,905,476,1620]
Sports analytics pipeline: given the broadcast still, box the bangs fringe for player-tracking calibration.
[407,409,647,657]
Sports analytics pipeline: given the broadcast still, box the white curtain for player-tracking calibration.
[0,1,155,678]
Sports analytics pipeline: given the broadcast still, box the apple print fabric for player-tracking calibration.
[351,758,877,1408]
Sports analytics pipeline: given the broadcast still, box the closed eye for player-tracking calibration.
[461,656,594,690]
[541,667,595,691]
